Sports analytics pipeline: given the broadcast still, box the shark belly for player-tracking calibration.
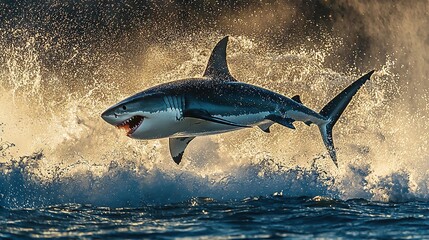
[130,110,270,139]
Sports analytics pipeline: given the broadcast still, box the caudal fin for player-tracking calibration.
[318,70,374,167]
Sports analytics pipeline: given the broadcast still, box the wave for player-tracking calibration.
[1,140,427,209]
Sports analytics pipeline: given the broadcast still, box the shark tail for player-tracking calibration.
[317,70,374,167]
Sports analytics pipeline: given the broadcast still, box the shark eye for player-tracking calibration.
[122,105,127,110]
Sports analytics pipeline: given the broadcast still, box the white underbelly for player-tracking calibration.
[132,110,269,139]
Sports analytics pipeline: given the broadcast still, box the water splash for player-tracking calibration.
[0,29,427,208]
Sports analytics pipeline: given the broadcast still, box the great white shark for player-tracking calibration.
[101,36,374,167]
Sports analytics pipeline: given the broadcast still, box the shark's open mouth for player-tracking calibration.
[117,116,144,136]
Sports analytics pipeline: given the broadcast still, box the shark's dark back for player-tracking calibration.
[142,78,302,115]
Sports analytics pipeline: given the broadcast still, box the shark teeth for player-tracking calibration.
[116,116,144,136]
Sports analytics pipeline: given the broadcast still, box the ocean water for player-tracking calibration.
[1,1,429,239]
[2,197,429,239]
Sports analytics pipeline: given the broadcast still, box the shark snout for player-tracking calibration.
[101,109,119,126]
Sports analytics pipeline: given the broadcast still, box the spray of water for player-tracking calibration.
[0,1,428,208]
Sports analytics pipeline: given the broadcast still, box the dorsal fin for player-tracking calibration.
[292,95,302,104]
[203,36,236,81]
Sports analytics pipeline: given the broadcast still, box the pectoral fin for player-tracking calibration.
[183,109,251,128]
[266,115,296,129]
[169,137,195,164]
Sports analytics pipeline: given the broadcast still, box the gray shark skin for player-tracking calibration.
[102,36,374,167]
